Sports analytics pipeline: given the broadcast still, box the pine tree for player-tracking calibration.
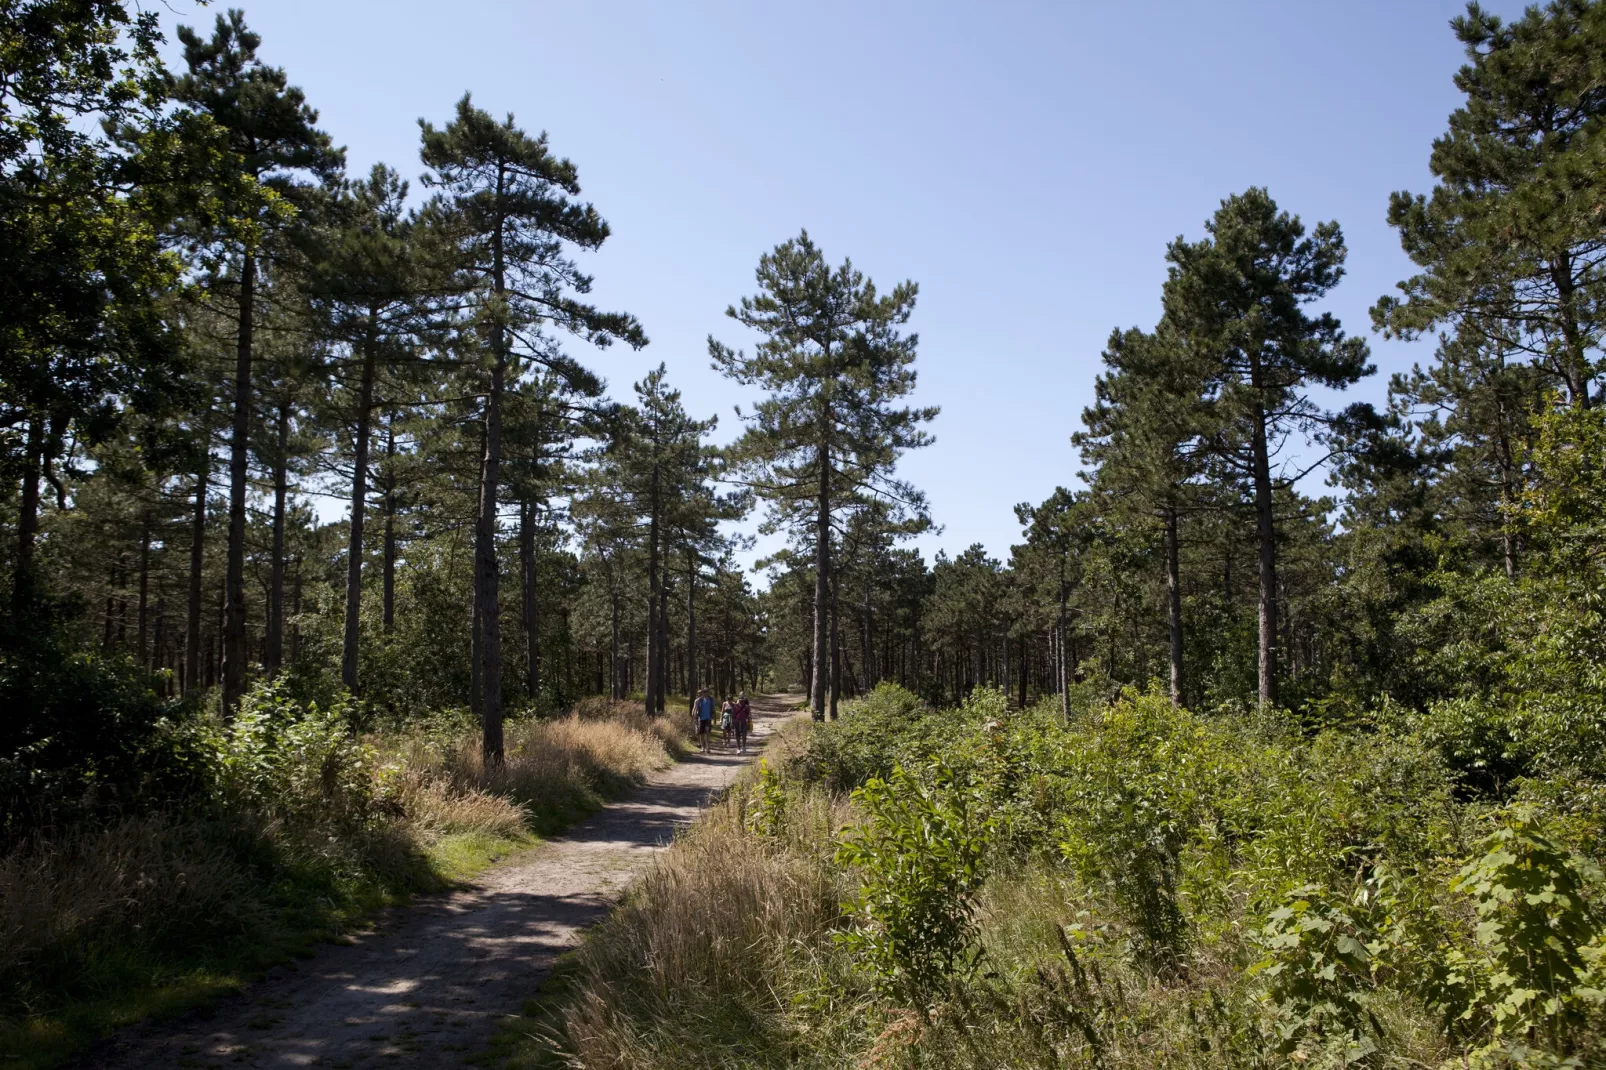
[711,231,936,721]
[1075,326,1212,704]
[420,94,644,762]
[1375,0,1606,409]
[170,10,342,710]
[306,163,429,691]
[1162,189,1372,707]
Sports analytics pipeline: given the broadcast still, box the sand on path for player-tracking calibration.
[76,696,798,1069]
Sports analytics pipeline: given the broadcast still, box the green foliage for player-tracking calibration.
[1252,884,1381,1064]
[0,613,206,840]
[215,683,382,845]
[835,760,991,1001]
[798,681,951,791]
[1450,811,1606,1057]
[747,757,788,839]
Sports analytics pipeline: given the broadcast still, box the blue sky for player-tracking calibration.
[162,0,1505,575]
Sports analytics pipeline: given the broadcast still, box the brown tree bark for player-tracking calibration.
[185,456,208,692]
[265,397,290,676]
[221,249,256,712]
[342,319,379,691]
[1165,502,1184,706]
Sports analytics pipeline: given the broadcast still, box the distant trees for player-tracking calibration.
[712,231,936,721]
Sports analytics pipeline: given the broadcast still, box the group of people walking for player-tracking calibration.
[693,688,753,754]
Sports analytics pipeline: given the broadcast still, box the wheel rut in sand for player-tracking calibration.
[75,696,798,1069]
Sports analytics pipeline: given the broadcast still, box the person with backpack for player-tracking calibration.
[733,693,753,754]
[693,687,715,753]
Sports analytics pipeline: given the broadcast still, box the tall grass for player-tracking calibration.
[508,780,865,1069]
[0,694,684,1068]
[512,686,1606,1069]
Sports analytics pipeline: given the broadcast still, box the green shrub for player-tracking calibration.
[1252,883,1382,1065]
[835,760,992,1001]
[1449,810,1606,1061]
[799,681,941,791]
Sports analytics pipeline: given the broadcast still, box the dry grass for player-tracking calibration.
[509,781,862,1069]
[0,816,261,993]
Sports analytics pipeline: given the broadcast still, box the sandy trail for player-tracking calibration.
[76,697,797,1069]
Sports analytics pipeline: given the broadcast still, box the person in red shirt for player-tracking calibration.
[733,693,753,754]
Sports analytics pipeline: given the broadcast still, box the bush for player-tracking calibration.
[835,760,992,1001]
[0,612,205,841]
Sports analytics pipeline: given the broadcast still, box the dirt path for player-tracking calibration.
[77,697,798,1070]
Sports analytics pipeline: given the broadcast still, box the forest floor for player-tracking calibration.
[72,695,800,1070]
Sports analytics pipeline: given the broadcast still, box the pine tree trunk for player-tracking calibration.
[265,397,289,676]
[645,467,662,716]
[685,548,697,713]
[1165,502,1184,706]
[1057,557,1069,724]
[812,444,830,721]
[342,324,378,691]
[13,416,43,613]
[470,565,483,716]
[381,419,397,631]
[477,195,508,764]
[1251,404,1278,707]
[521,501,539,706]
[137,510,152,667]
[829,568,840,720]
[655,585,669,713]
[222,249,255,713]
[1018,633,1027,707]
[609,584,620,700]
[186,457,208,692]
[475,360,504,759]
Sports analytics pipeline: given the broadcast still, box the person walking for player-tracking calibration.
[693,687,715,753]
[720,698,734,748]
[733,693,753,754]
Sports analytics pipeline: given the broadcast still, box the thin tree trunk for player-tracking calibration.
[342,324,378,690]
[382,418,397,631]
[812,444,831,721]
[685,547,697,714]
[186,456,208,692]
[1251,404,1278,707]
[12,416,43,613]
[645,467,662,716]
[829,567,841,720]
[655,584,669,713]
[470,562,483,717]
[609,584,620,700]
[221,249,255,713]
[137,510,152,667]
[265,397,289,676]
[475,172,513,764]
[1165,502,1184,706]
[1057,556,1069,724]
[521,500,539,706]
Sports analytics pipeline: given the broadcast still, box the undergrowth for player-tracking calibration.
[505,682,1606,1069]
[0,687,681,1069]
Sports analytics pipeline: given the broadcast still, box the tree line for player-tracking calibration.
[7,0,1606,802]
[758,1,1606,740]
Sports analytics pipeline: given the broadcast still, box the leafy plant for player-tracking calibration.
[1252,883,1382,1066]
[1450,810,1606,1058]
[835,760,991,1002]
